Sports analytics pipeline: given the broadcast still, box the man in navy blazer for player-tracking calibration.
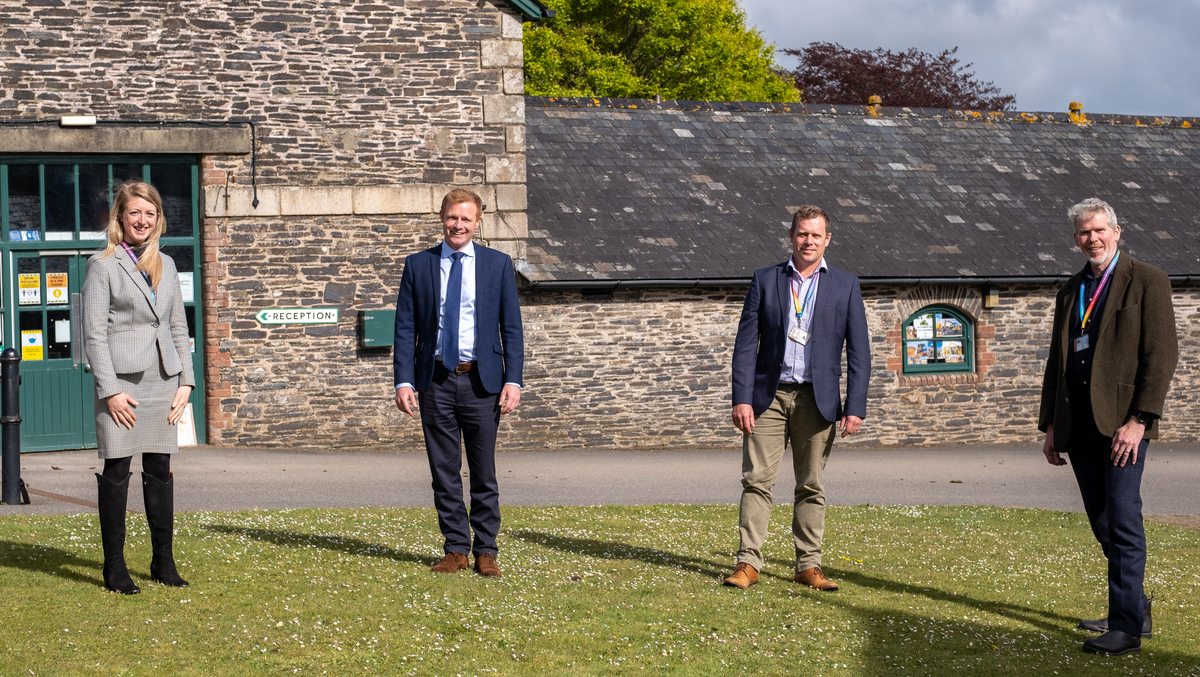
[724,205,870,592]
[394,188,524,578]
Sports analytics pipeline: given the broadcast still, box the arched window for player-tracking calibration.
[902,305,973,374]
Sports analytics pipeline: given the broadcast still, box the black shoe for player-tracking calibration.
[143,472,189,588]
[1082,630,1141,656]
[1077,597,1153,638]
[96,473,140,595]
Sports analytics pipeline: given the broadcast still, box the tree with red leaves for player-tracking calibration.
[779,42,1016,111]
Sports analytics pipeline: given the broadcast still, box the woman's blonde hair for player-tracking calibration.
[100,180,167,290]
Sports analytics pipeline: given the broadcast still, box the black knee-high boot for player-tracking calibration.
[96,473,140,594]
[142,472,189,587]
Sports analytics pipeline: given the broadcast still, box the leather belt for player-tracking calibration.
[454,361,475,373]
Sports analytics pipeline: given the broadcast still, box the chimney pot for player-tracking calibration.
[1069,101,1083,112]
[867,95,882,106]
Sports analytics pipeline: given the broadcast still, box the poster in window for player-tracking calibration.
[18,273,41,305]
[22,330,44,361]
[912,314,934,339]
[46,273,69,304]
[906,341,934,365]
[936,313,963,338]
[939,340,965,363]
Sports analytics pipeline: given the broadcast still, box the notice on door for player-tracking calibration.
[178,272,194,303]
[46,273,69,304]
[18,273,41,305]
[22,330,44,361]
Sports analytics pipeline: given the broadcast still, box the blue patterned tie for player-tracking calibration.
[441,252,465,371]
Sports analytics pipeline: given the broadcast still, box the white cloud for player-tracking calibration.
[742,0,1200,116]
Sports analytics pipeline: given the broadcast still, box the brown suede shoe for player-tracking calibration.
[431,552,470,574]
[794,566,838,591]
[474,552,502,578]
[723,562,760,589]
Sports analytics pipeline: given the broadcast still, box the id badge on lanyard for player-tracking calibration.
[789,270,818,345]
[1074,252,1118,353]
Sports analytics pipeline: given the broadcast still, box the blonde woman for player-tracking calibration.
[82,180,195,594]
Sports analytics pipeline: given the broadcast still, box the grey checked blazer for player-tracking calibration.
[82,247,196,400]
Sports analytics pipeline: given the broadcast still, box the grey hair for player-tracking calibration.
[1068,197,1119,230]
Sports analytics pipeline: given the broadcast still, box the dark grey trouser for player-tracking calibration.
[419,363,502,556]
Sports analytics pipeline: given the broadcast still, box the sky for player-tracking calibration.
[741,0,1200,117]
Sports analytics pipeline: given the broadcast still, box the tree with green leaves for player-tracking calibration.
[523,0,799,103]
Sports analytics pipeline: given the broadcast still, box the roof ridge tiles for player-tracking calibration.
[524,96,1200,129]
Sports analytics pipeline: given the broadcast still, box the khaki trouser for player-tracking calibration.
[736,382,836,573]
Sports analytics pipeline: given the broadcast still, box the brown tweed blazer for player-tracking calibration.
[1038,252,1178,448]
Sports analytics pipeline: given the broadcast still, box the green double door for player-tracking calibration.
[13,251,97,450]
[2,157,206,452]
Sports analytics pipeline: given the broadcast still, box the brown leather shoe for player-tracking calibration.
[794,566,838,591]
[474,552,502,578]
[723,562,760,589]
[431,552,470,574]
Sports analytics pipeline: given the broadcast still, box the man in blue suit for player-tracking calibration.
[724,205,871,591]
[394,188,524,578]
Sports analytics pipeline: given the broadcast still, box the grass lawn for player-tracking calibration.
[2,504,1198,676]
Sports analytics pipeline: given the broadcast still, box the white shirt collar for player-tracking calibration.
[788,256,828,277]
[440,240,476,259]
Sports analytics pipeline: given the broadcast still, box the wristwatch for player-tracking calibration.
[1134,411,1152,425]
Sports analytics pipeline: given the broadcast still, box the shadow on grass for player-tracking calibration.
[511,529,753,581]
[0,539,103,587]
[826,567,1077,634]
[204,525,438,566]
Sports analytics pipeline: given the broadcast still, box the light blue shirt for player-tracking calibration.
[779,257,827,385]
[435,240,477,363]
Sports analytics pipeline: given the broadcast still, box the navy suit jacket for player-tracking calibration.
[731,260,870,422]
[393,243,524,394]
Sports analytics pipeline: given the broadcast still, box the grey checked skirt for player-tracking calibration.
[95,363,181,459]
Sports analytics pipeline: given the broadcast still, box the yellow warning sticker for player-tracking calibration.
[18,273,41,305]
[46,272,68,305]
[21,330,44,361]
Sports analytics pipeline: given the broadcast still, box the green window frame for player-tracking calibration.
[901,305,973,374]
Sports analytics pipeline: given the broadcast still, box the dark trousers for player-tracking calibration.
[1066,405,1148,637]
[419,363,502,556]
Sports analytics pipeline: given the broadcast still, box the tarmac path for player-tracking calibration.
[7,444,1200,520]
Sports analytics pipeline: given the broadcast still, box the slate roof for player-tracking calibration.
[523,97,1200,284]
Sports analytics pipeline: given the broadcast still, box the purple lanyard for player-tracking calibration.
[120,241,140,264]
[121,242,155,299]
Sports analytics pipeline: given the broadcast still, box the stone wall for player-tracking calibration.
[1,0,529,446]
[494,282,1200,450]
[196,276,1200,451]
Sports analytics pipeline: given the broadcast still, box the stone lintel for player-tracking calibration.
[203,184,515,218]
[205,186,282,217]
[280,187,354,216]
[0,124,252,154]
[353,185,433,214]
[896,285,983,321]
